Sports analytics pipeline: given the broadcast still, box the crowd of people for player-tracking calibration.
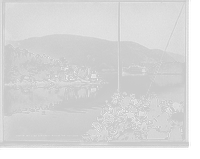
[82,92,184,142]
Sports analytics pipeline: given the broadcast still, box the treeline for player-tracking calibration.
[4,44,63,82]
[148,62,185,74]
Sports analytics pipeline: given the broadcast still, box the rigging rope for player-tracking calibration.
[145,3,185,98]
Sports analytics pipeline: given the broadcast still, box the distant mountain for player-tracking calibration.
[6,34,185,70]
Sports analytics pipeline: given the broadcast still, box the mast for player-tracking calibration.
[117,2,121,92]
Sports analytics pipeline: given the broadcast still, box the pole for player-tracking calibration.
[145,4,184,98]
[117,2,121,92]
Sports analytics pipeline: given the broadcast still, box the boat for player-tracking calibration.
[82,2,185,142]
[122,63,146,74]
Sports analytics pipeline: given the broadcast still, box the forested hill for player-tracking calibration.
[6,34,185,69]
[148,62,185,74]
[4,45,63,82]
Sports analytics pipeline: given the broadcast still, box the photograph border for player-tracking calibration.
[0,0,189,147]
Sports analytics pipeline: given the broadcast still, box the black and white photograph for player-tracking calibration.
[0,0,188,147]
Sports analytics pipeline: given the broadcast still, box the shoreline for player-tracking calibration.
[102,71,186,76]
[4,79,109,88]
[147,73,186,76]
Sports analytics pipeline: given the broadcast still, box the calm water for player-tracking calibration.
[3,74,185,141]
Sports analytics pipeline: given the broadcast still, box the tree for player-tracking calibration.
[4,45,63,81]
[6,66,22,81]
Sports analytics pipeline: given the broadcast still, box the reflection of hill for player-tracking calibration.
[148,75,185,86]
[4,86,101,115]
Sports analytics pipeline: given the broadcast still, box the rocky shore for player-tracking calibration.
[4,79,108,88]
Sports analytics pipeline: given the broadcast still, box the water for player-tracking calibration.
[3,74,185,141]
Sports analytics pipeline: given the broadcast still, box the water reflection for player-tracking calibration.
[148,75,185,86]
[4,86,102,116]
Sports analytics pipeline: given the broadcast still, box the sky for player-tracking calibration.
[5,2,186,55]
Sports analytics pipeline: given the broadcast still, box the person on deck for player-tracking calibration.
[156,106,169,131]
[104,100,113,114]
[138,107,146,118]
[167,120,182,141]
[135,117,148,140]
[120,92,131,109]
[130,93,138,106]
[82,121,100,141]
[74,66,79,72]
[147,92,158,122]
[91,69,97,74]
[157,100,168,114]
[136,95,149,107]
[148,92,158,110]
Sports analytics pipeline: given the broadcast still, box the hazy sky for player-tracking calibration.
[5,2,186,55]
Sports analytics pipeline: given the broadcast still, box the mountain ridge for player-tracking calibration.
[5,34,185,68]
